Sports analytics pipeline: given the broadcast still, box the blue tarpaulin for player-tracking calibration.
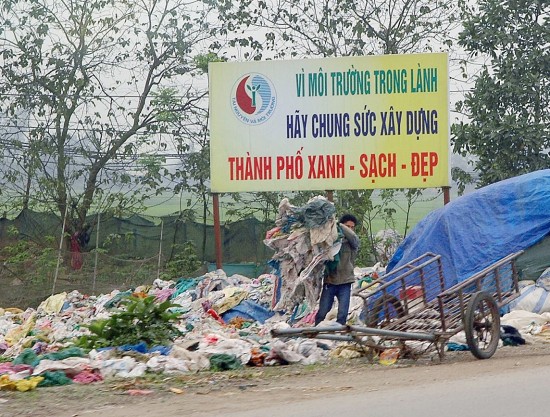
[221,300,275,324]
[387,170,550,289]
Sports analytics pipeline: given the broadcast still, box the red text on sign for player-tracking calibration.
[228,156,272,180]
[276,155,304,179]
[359,153,397,178]
[308,154,345,179]
[411,152,438,176]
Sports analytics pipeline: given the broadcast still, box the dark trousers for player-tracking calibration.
[315,283,351,325]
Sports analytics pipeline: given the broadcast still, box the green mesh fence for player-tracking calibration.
[3,209,272,262]
[0,250,163,308]
[0,209,274,309]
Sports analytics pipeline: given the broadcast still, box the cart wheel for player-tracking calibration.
[464,291,500,359]
[363,295,404,328]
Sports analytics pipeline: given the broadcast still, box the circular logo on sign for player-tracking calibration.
[231,73,276,125]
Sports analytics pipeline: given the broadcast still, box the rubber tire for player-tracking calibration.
[363,295,404,328]
[464,291,500,359]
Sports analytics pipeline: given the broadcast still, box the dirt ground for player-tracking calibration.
[2,341,550,417]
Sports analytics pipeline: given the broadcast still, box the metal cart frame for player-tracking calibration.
[272,251,523,360]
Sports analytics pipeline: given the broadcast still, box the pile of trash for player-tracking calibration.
[2,262,548,392]
[0,195,388,392]
[1,194,549,392]
[0,265,380,392]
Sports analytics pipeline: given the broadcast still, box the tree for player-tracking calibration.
[154,54,222,261]
[0,0,215,241]
[171,103,211,260]
[216,0,461,249]
[452,0,550,189]
[217,0,460,58]
[225,192,285,224]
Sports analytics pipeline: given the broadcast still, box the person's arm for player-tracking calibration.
[339,223,360,251]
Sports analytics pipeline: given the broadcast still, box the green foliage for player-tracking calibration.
[452,0,550,188]
[34,247,57,279]
[0,0,216,238]
[450,167,474,196]
[75,296,183,349]
[0,239,57,283]
[102,233,135,249]
[163,242,202,279]
[1,241,32,263]
[194,52,226,73]
[216,0,461,58]
[225,192,286,224]
[6,225,19,238]
[355,233,375,267]
[151,88,186,125]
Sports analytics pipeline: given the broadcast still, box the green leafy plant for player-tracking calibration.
[1,240,32,263]
[6,225,19,238]
[163,242,202,279]
[356,233,375,267]
[0,239,58,283]
[75,295,183,349]
[453,0,550,188]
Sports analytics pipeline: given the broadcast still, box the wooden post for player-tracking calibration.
[157,219,164,281]
[442,186,451,205]
[212,193,223,269]
[52,203,70,296]
[92,212,100,295]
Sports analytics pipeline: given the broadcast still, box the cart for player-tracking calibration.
[271,251,523,360]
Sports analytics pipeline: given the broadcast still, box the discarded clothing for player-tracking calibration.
[209,353,243,371]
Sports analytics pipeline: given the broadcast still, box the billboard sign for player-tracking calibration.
[209,53,449,192]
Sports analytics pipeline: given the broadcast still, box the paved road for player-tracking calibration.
[46,345,550,417]
[221,362,548,417]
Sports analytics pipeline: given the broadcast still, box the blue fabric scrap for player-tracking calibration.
[221,300,275,324]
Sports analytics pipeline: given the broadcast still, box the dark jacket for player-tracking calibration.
[324,223,360,285]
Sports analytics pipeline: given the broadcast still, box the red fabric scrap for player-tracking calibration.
[73,370,103,384]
